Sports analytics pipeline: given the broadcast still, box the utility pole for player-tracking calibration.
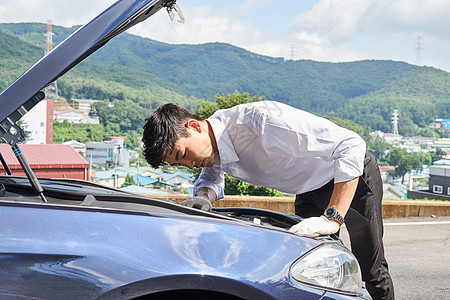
[44,20,58,96]
[89,154,92,182]
[136,152,140,187]
[114,145,121,188]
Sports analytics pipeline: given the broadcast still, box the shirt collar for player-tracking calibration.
[207,118,239,167]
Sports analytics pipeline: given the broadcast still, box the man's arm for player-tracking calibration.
[195,187,218,203]
[289,177,359,236]
[328,177,359,217]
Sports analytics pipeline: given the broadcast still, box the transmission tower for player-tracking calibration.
[392,109,399,137]
[415,36,423,66]
[288,44,297,60]
[44,20,58,97]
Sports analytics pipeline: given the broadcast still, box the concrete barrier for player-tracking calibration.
[143,194,450,218]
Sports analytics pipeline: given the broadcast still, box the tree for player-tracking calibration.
[94,99,150,133]
[236,181,284,197]
[387,147,423,184]
[395,154,422,184]
[92,99,152,149]
[367,136,390,163]
[431,147,446,163]
[122,173,136,188]
[17,120,31,142]
[223,174,240,195]
[417,151,432,166]
[195,91,263,119]
[323,116,371,144]
[53,121,107,144]
[387,148,406,166]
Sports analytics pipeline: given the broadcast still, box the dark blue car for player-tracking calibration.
[0,1,371,299]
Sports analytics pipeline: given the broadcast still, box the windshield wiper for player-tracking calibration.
[0,91,47,202]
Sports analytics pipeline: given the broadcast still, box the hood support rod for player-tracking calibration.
[11,143,47,203]
[0,91,47,202]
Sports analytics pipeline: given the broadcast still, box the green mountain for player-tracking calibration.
[1,22,449,137]
[0,24,199,111]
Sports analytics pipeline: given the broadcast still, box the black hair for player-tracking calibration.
[142,103,203,168]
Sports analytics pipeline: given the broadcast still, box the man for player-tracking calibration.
[142,101,394,300]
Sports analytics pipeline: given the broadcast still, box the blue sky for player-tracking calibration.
[181,0,317,34]
[1,0,449,72]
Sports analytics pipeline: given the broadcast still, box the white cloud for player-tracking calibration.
[288,0,372,43]
[283,0,450,69]
[0,0,114,26]
[130,5,284,54]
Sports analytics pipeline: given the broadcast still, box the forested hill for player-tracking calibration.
[1,23,449,136]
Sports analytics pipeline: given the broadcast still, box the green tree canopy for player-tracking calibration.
[368,136,391,163]
[53,121,107,144]
[387,148,406,166]
[195,91,264,119]
[387,147,423,184]
[395,154,422,184]
[431,147,446,163]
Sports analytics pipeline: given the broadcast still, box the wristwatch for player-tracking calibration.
[323,206,345,226]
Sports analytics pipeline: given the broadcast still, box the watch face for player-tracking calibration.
[325,207,335,217]
[324,207,344,225]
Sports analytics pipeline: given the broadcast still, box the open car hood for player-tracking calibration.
[0,0,183,202]
[0,0,180,136]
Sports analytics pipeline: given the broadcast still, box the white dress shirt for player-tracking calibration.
[194,101,366,200]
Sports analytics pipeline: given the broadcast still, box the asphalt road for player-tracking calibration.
[340,216,450,300]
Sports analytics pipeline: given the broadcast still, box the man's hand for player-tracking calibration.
[180,195,212,211]
[289,216,339,237]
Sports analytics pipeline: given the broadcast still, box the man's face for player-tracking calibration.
[164,119,215,169]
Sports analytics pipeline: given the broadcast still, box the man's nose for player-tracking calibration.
[180,159,194,169]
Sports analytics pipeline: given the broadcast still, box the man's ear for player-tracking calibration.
[185,119,202,133]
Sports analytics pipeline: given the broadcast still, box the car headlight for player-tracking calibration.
[290,243,363,295]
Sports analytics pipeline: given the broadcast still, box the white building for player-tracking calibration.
[53,111,99,124]
[21,99,54,144]
[63,140,86,155]
[86,137,129,167]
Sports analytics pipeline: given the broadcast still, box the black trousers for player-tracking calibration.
[295,151,394,300]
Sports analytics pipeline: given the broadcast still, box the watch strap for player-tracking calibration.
[324,206,345,226]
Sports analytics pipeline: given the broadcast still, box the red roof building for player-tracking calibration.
[0,144,89,180]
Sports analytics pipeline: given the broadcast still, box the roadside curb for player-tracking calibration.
[144,194,450,218]
[381,200,450,218]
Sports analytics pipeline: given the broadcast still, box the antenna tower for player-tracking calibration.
[392,109,399,137]
[44,20,58,96]
[415,36,423,66]
[289,44,297,60]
